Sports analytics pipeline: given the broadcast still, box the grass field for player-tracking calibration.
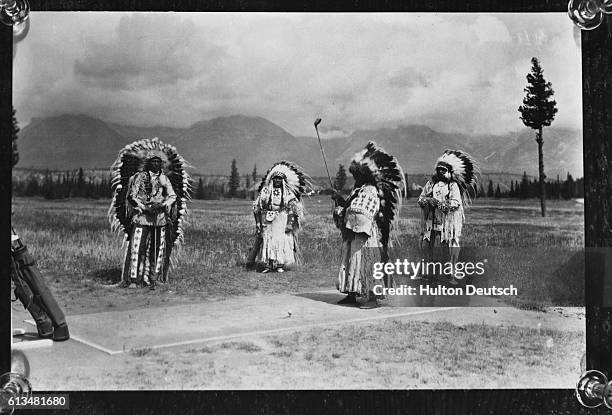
[48,318,577,390]
[11,196,584,314]
[11,196,585,389]
[127,319,583,389]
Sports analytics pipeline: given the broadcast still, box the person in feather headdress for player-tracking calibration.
[332,142,405,308]
[418,149,479,284]
[109,138,191,289]
[252,161,308,273]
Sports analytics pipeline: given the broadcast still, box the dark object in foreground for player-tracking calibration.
[246,232,263,269]
[11,229,69,341]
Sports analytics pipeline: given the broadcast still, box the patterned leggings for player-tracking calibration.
[122,225,166,284]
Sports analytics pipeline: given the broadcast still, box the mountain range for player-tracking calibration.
[16,114,583,178]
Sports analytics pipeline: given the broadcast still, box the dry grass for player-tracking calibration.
[11,196,584,315]
[64,318,582,390]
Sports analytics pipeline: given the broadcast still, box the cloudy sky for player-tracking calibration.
[13,12,581,137]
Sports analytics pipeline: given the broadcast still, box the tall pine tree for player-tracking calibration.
[518,57,558,217]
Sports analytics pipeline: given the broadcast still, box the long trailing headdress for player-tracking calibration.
[108,137,192,249]
[435,149,480,208]
[257,161,313,199]
[349,141,406,250]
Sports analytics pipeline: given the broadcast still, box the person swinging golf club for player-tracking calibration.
[330,141,405,308]
[313,120,404,308]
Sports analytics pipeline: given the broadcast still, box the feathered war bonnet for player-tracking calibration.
[257,161,312,200]
[349,141,406,249]
[108,137,192,248]
[435,149,480,208]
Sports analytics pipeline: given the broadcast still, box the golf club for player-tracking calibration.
[314,118,334,190]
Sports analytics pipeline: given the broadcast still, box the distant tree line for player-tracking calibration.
[13,168,111,199]
[473,172,583,200]
[13,162,584,202]
[400,171,583,200]
[192,177,250,200]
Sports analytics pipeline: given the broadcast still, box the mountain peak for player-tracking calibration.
[17,114,127,170]
[184,114,293,142]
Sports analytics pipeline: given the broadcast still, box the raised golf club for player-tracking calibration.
[314,118,334,190]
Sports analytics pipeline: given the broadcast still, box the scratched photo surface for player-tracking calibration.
[11,12,584,389]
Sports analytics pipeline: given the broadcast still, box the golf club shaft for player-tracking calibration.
[315,126,334,189]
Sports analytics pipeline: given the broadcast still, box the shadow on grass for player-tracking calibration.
[296,282,507,309]
[89,267,122,285]
[549,250,584,306]
[295,291,347,306]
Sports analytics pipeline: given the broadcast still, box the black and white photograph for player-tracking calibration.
[9,11,586,390]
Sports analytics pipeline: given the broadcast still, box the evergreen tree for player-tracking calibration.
[478,183,486,197]
[530,178,537,198]
[243,174,251,199]
[495,184,501,199]
[13,179,25,196]
[99,176,108,199]
[563,173,575,200]
[42,171,55,199]
[520,172,530,199]
[252,164,258,184]
[85,177,93,198]
[24,175,39,197]
[56,175,64,199]
[66,173,73,198]
[553,174,560,199]
[509,181,515,198]
[518,57,558,217]
[76,168,85,197]
[195,178,205,199]
[228,159,240,197]
[334,164,347,191]
[487,180,494,198]
[404,174,412,199]
[12,106,19,167]
[575,177,584,198]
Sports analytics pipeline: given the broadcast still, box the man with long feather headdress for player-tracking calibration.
[332,141,405,308]
[418,149,479,284]
[252,161,308,273]
[109,138,191,289]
